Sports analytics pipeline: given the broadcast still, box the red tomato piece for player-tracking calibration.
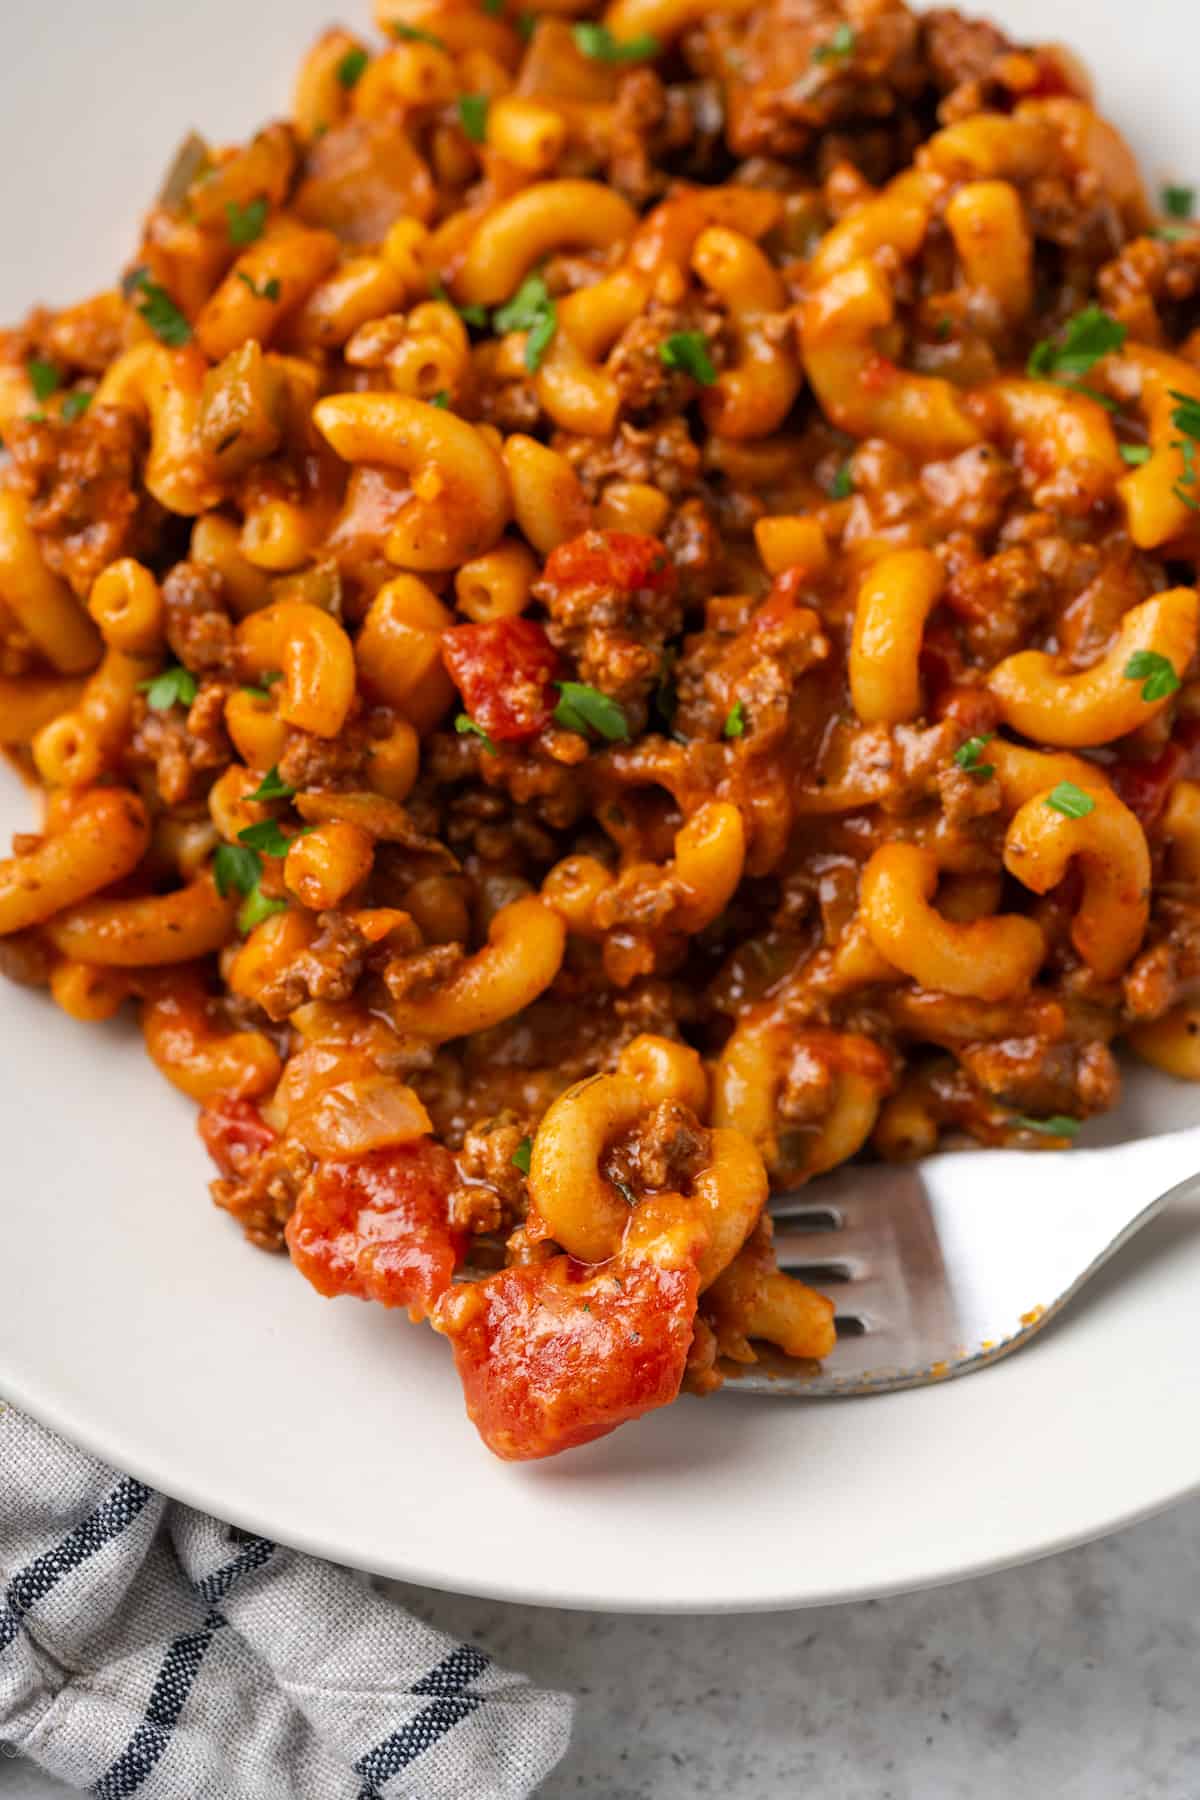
[198,1095,276,1179]
[433,1230,703,1461]
[541,529,676,602]
[286,1142,464,1321]
[441,616,560,741]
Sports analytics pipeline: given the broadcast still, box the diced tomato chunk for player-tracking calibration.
[198,1096,276,1179]
[286,1142,464,1321]
[433,1234,702,1461]
[541,529,676,603]
[441,616,560,741]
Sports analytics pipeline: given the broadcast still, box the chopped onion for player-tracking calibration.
[290,1074,432,1158]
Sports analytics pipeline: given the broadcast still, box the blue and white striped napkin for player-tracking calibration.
[0,1405,572,1798]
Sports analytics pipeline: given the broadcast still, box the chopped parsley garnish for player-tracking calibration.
[61,390,93,423]
[138,665,197,711]
[1013,1114,1081,1139]
[390,20,447,48]
[571,21,659,60]
[27,359,60,403]
[493,271,557,371]
[553,681,630,743]
[812,22,855,62]
[511,1136,532,1175]
[237,819,300,858]
[225,196,269,246]
[213,841,261,899]
[458,93,489,143]
[1045,781,1095,820]
[723,699,746,740]
[1120,444,1152,467]
[1027,306,1125,399]
[336,46,370,88]
[660,330,716,385]
[247,765,295,802]
[430,278,489,330]
[238,888,290,934]
[125,270,192,346]
[1162,184,1195,220]
[213,839,290,931]
[242,669,283,700]
[430,390,450,408]
[1124,649,1181,703]
[483,0,504,13]
[1028,306,1127,377]
[455,712,498,755]
[1167,388,1200,511]
[236,272,282,302]
[953,732,995,782]
[516,10,537,38]
[613,1177,638,1208]
[830,458,854,499]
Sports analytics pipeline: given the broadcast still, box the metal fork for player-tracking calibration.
[725,1124,1200,1396]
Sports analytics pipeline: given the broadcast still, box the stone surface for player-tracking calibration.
[4,1497,1198,1797]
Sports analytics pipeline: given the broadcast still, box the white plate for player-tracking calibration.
[2,0,1199,1614]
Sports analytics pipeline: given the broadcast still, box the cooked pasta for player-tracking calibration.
[1,0,1198,1460]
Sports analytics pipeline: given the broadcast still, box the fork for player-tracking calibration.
[725,1123,1200,1397]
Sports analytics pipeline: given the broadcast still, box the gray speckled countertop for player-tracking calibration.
[4,1497,1198,1798]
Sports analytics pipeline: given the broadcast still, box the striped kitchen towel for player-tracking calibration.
[0,1405,573,1798]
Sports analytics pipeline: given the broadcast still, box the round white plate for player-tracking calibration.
[2,0,1199,1614]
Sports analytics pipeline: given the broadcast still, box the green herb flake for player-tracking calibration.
[812,21,855,62]
[237,819,299,858]
[493,271,557,371]
[1156,225,1195,243]
[138,664,198,711]
[571,21,659,60]
[1162,184,1195,220]
[1120,444,1152,467]
[553,681,630,743]
[455,712,498,755]
[242,669,284,700]
[516,9,537,37]
[430,389,450,409]
[390,20,448,48]
[27,359,60,403]
[511,1136,533,1175]
[236,271,282,302]
[431,277,489,330]
[1123,649,1181,704]
[213,841,261,899]
[1167,388,1200,511]
[483,0,504,13]
[660,330,716,385]
[225,196,269,246]
[1013,1114,1082,1139]
[953,732,995,782]
[1045,781,1096,820]
[126,271,193,347]
[238,888,290,934]
[336,45,370,89]
[458,93,489,144]
[61,390,93,423]
[830,458,854,500]
[247,765,295,802]
[723,699,746,740]
[1027,306,1126,384]
[613,1177,638,1207]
